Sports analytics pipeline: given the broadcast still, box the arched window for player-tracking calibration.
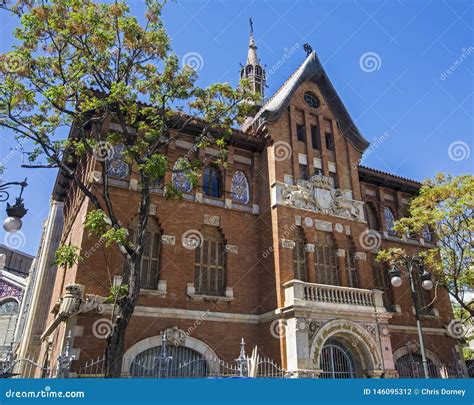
[383,207,396,235]
[320,339,359,378]
[293,227,307,282]
[106,145,129,179]
[346,247,358,288]
[194,226,226,296]
[395,353,440,378]
[314,232,339,286]
[0,298,19,349]
[203,166,222,198]
[245,65,253,75]
[172,157,193,193]
[255,66,262,76]
[231,171,250,204]
[365,203,380,230]
[128,217,161,290]
[130,345,206,378]
[0,299,19,315]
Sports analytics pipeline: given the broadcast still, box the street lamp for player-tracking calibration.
[388,256,433,379]
[1,178,28,233]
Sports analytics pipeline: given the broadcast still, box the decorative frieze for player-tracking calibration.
[354,252,367,261]
[233,155,252,165]
[344,225,351,235]
[303,217,314,227]
[336,249,346,257]
[225,245,239,254]
[305,244,315,253]
[275,176,365,221]
[315,220,332,232]
[295,216,302,226]
[281,239,295,249]
[204,214,220,227]
[334,223,344,233]
[161,235,176,245]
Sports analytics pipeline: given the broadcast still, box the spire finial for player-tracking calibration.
[249,17,254,35]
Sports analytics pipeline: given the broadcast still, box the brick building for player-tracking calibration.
[24,28,464,378]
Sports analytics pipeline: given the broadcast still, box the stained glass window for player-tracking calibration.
[231,171,250,204]
[384,207,396,235]
[0,299,19,315]
[107,145,129,179]
[172,158,193,193]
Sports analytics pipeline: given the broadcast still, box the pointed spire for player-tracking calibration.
[247,18,259,65]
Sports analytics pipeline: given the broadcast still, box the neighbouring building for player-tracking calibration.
[25,26,466,379]
[0,244,34,361]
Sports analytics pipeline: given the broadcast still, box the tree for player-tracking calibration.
[0,0,257,377]
[378,174,473,317]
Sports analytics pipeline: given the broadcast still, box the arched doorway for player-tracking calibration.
[320,338,361,378]
[130,345,207,378]
[395,353,440,378]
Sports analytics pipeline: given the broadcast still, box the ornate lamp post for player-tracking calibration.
[1,178,28,232]
[388,255,433,379]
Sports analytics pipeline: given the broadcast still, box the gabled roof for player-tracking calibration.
[245,51,370,152]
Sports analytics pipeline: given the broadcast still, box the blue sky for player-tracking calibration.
[0,0,472,255]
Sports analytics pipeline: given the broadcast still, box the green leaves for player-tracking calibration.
[55,245,81,269]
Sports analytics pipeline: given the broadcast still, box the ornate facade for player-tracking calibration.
[24,25,465,379]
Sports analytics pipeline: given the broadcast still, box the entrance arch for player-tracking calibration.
[309,319,383,378]
[122,331,219,375]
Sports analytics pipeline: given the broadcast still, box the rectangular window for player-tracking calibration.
[346,249,358,288]
[311,125,320,150]
[328,172,338,189]
[314,232,339,286]
[325,132,334,151]
[299,164,309,180]
[296,124,306,142]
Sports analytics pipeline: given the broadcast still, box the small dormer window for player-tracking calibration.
[303,91,320,109]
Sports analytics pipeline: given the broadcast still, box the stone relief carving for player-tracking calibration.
[279,175,364,221]
[163,326,187,347]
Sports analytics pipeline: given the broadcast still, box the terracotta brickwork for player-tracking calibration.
[37,55,461,378]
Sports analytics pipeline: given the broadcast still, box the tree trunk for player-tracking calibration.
[105,254,141,378]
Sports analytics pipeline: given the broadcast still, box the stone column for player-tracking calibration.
[285,317,311,372]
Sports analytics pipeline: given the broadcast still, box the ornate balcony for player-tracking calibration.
[283,280,386,313]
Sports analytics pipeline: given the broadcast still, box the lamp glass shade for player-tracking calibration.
[391,276,402,287]
[3,216,22,232]
[422,279,434,291]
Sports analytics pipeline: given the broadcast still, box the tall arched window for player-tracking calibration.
[172,157,193,193]
[314,232,339,286]
[383,207,396,235]
[203,166,222,198]
[365,203,380,230]
[128,217,161,290]
[231,171,250,204]
[293,227,307,282]
[0,298,19,349]
[194,226,226,296]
